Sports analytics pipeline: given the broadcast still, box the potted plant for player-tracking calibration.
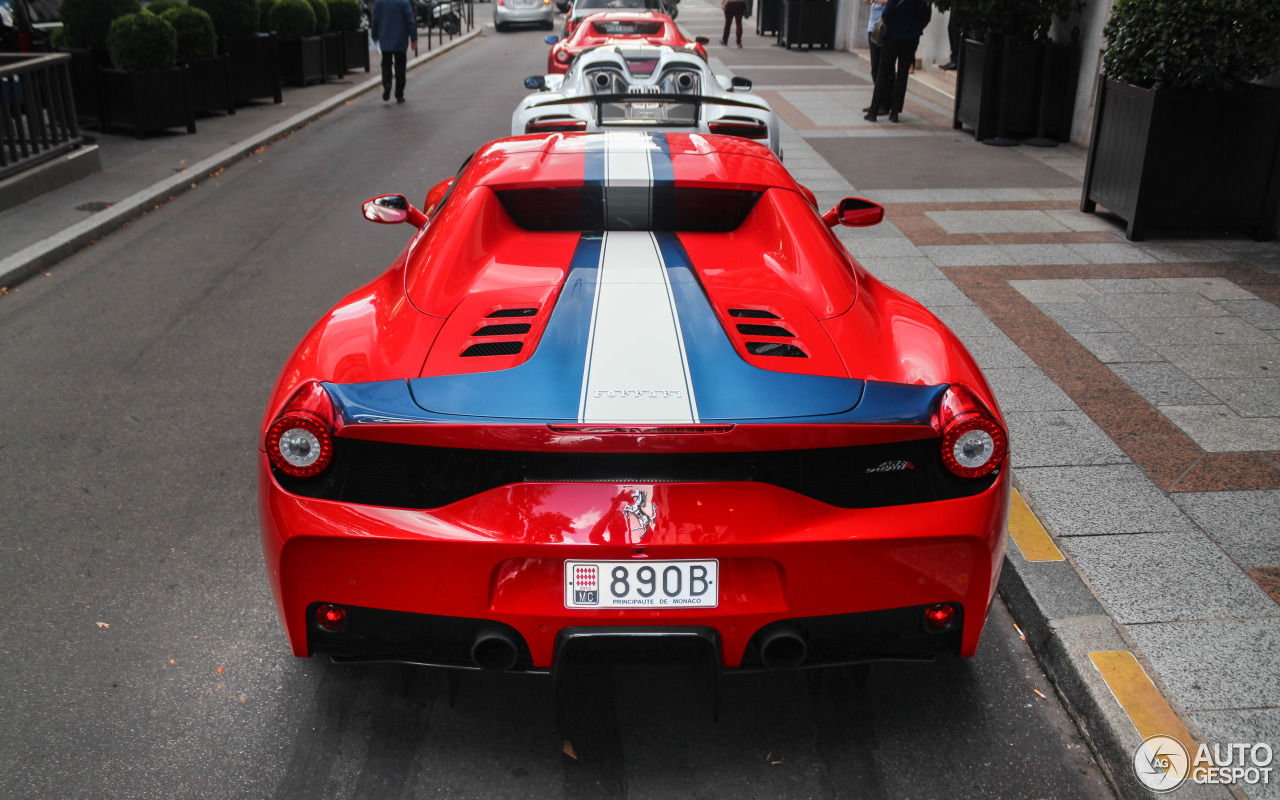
[192,0,282,104]
[937,0,1083,145]
[57,0,142,126]
[160,4,235,115]
[327,0,368,74]
[99,11,196,136]
[1081,0,1280,240]
[271,0,325,86]
[305,0,344,80]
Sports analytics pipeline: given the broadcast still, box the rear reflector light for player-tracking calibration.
[526,117,585,134]
[708,118,768,139]
[925,603,955,628]
[555,48,571,63]
[935,384,1006,478]
[266,382,336,478]
[315,604,346,629]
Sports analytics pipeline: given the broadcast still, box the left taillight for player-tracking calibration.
[265,381,336,478]
[934,384,1007,479]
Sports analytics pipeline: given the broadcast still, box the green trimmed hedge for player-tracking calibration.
[106,11,178,70]
[326,0,361,32]
[190,0,260,38]
[160,5,218,59]
[62,0,144,53]
[1103,0,1280,91]
[268,0,316,38]
[305,0,329,33]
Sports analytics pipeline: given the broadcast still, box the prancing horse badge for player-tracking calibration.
[622,489,658,539]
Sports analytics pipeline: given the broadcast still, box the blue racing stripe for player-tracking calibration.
[583,134,605,187]
[400,235,602,421]
[649,132,674,190]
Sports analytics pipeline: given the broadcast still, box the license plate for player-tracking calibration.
[564,560,718,609]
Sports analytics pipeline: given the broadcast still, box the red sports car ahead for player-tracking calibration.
[547,11,707,74]
[258,131,1010,675]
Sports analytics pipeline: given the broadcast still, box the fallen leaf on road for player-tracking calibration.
[95,622,109,628]
[217,666,224,674]
[561,740,577,760]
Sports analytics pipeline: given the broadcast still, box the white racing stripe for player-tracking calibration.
[580,231,698,423]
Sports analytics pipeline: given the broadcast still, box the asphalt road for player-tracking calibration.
[0,20,1114,800]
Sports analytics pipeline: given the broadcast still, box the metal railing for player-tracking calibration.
[0,52,85,182]
[419,0,476,51]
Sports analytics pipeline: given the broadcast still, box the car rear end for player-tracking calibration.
[494,0,554,28]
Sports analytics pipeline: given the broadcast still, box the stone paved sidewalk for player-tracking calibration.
[677,2,1280,795]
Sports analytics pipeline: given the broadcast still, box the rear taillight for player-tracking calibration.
[935,384,1006,479]
[526,117,586,133]
[315,604,347,629]
[925,603,956,628]
[554,48,571,63]
[265,382,336,478]
[708,118,768,139]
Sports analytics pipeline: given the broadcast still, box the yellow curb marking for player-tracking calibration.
[1090,651,1205,778]
[1008,489,1063,561]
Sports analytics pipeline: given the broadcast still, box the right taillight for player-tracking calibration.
[525,116,586,133]
[935,384,1006,479]
[708,118,769,139]
[554,48,571,63]
[265,381,336,478]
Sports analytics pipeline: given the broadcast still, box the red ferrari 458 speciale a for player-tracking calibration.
[258,131,1010,675]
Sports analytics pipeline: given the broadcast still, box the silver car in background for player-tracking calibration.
[514,45,782,158]
[494,0,555,31]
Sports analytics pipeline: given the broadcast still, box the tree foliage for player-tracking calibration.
[929,0,1083,43]
[1103,0,1280,90]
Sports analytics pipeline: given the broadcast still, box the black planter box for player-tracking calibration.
[60,47,102,127]
[278,36,326,86]
[99,67,196,138]
[186,54,236,116]
[954,36,1079,144]
[778,0,834,49]
[1082,81,1280,241]
[342,29,370,72]
[322,31,345,79]
[221,34,282,105]
[755,0,780,37]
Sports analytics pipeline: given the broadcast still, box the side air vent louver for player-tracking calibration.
[737,324,795,337]
[487,308,538,318]
[729,309,779,319]
[747,342,807,358]
[461,341,524,358]
[474,323,532,336]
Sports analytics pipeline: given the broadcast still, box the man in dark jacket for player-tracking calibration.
[372,0,418,103]
[864,0,928,123]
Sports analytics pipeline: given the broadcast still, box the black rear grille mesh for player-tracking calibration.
[473,323,532,336]
[487,308,538,318]
[737,324,795,337]
[747,342,807,358]
[460,341,523,357]
[729,309,779,318]
[275,438,997,511]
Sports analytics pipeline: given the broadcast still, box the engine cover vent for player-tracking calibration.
[461,341,524,358]
[746,342,807,358]
[473,323,532,336]
[737,324,795,337]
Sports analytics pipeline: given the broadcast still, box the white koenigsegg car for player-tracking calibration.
[513,45,781,158]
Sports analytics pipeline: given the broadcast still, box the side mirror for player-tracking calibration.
[545,34,559,44]
[694,35,709,44]
[524,74,548,90]
[822,197,885,228]
[730,75,752,91]
[362,194,428,228]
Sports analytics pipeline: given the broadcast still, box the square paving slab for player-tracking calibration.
[714,48,830,67]
[809,135,1080,190]
[743,68,868,86]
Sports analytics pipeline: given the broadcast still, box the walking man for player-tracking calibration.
[372,0,418,103]
[720,0,749,47]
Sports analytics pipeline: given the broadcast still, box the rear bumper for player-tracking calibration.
[494,4,554,23]
[259,455,1010,668]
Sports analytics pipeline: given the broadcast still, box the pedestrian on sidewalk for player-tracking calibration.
[864,0,929,123]
[720,0,750,48]
[862,0,889,115]
[372,0,418,103]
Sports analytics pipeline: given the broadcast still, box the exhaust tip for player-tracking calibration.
[676,73,693,89]
[758,626,807,670]
[471,625,520,672]
[593,72,611,88]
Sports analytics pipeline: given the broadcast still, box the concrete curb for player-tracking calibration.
[998,484,1237,800]
[0,28,482,291]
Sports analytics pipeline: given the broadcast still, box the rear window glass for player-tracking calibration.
[497,186,761,232]
[591,20,663,35]
[576,0,662,11]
